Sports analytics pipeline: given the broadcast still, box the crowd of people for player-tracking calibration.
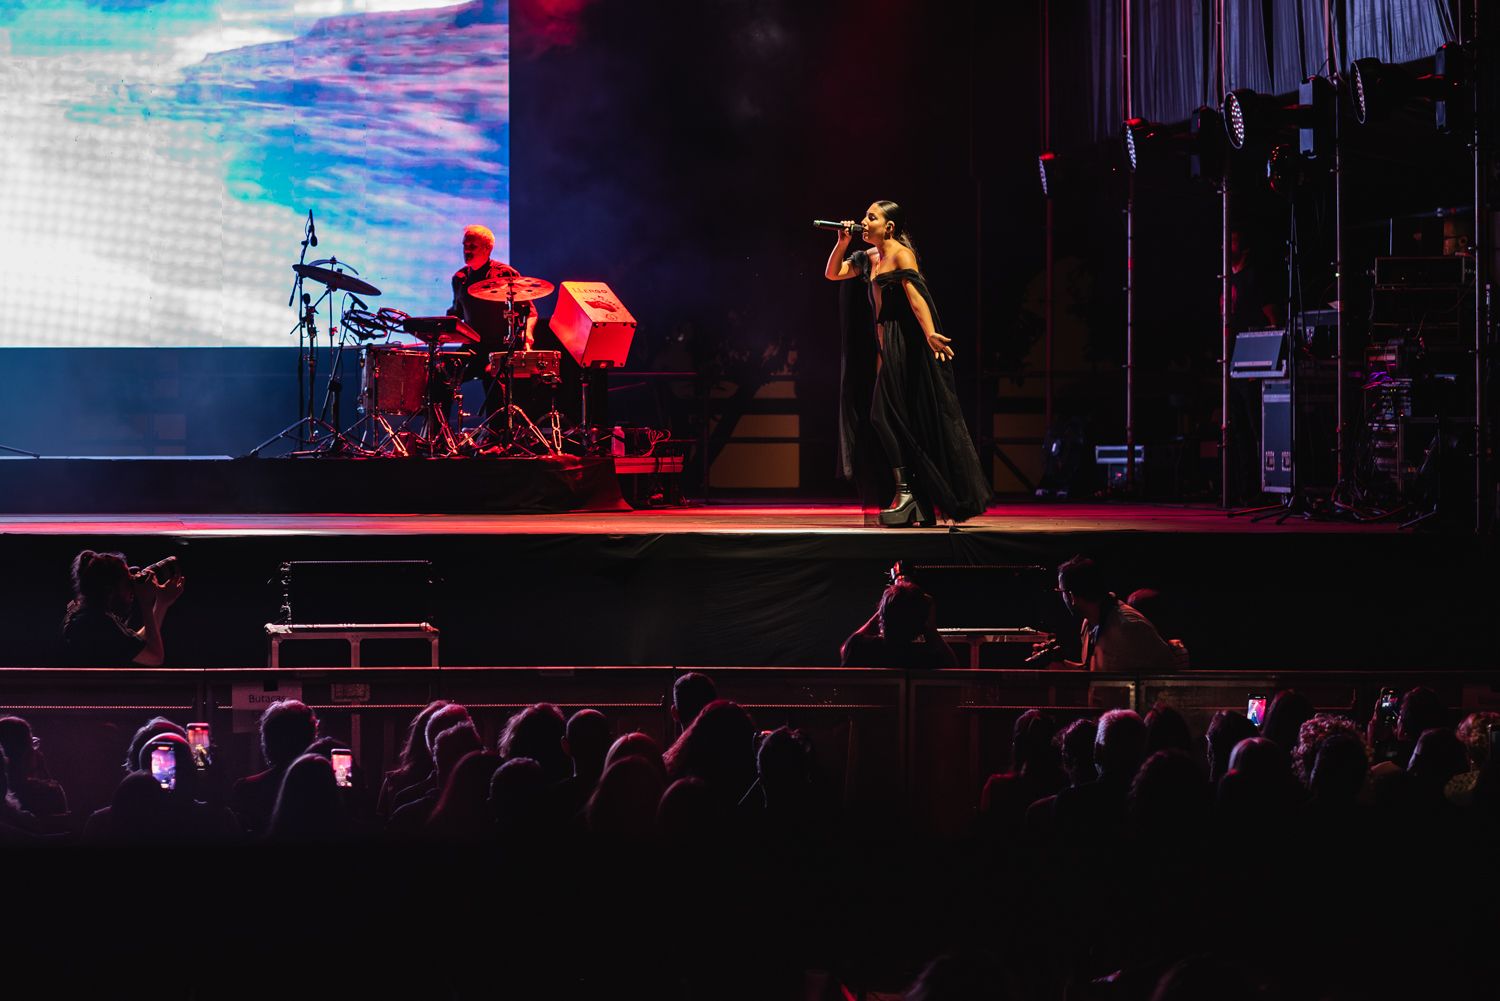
[3,672,1497,998]
[0,671,822,848]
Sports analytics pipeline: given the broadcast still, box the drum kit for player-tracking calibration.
[250,238,570,459]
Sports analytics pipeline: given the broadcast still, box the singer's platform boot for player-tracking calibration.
[878,467,934,527]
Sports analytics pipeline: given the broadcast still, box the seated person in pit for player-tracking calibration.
[841,577,957,669]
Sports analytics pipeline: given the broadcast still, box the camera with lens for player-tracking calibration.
[130,556,180,582]
[1024,639,1062,667]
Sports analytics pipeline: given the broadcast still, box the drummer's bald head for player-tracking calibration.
[463,225,495,251]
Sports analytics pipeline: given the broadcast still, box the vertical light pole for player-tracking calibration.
[1470,1,1491,532]
[1327,0,1348,497]
[1123,0,1136,493]
[1042,0,1054,439]
[1218,0,1231,508]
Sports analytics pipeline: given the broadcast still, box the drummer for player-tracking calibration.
[449,224,538,416]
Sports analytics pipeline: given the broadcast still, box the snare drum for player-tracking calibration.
[360,345,431,416]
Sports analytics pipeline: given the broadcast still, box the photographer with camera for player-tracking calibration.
[61,550,185,667]
[1034,556,1177,674]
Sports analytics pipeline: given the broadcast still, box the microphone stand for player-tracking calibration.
[290,214,314,435]
[246,219,358,457]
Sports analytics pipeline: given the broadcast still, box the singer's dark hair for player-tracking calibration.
[874,200,919,264]
[69,549,130,613]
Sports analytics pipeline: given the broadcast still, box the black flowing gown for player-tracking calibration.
[839,249,993,522]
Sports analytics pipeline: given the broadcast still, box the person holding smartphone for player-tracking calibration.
[61,550,185,667]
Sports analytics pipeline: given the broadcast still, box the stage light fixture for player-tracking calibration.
[1222,80,1333,158]
[1350,44,1466,131]
[1122,119,1142,171]
[1348,57,1385,125]
[1038,151,1055,197]
[1223,89,1254,149]
[1120,107,1228,179]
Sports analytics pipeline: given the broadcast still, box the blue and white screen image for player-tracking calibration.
[0,1,510,346]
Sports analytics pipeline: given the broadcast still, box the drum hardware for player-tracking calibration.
[486,349,561,381]
[456,274,560,456]
[343,306,408,340]
[395,315,485,456]
[462,350,565,455]
[344,344,458,456]
[249,238,382,457]
[500,350,566,453]
[250,240,584,460]
[334,320,481,459]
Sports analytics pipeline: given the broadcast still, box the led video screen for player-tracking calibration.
[0,1,510,346]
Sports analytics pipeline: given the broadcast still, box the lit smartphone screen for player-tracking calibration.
[1247,696,1267,727]
[150,745,177,790]
[187,724,210,767]
[332,750,354,789]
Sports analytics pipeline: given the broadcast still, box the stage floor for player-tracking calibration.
[0,501,1406,537]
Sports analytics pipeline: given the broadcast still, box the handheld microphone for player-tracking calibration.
[813,219,860,234]
[348,294,368,311]
[307,209,318,247]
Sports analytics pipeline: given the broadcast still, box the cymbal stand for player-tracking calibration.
[458,297,560,455]
[303,299,367,455]
[499,291,523,449]
[461,370,558,456]
[287,279,365,457]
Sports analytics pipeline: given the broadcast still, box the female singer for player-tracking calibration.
[824,200,992,526]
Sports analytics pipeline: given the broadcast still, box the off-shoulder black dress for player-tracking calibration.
[840,250,993,522]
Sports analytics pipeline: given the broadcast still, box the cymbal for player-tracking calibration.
[401,314,481,345]
[467,275,555,303]
[293,263,382,297]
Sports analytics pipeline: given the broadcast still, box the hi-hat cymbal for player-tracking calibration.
[467,275,555,303]
[293,263,382,297]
